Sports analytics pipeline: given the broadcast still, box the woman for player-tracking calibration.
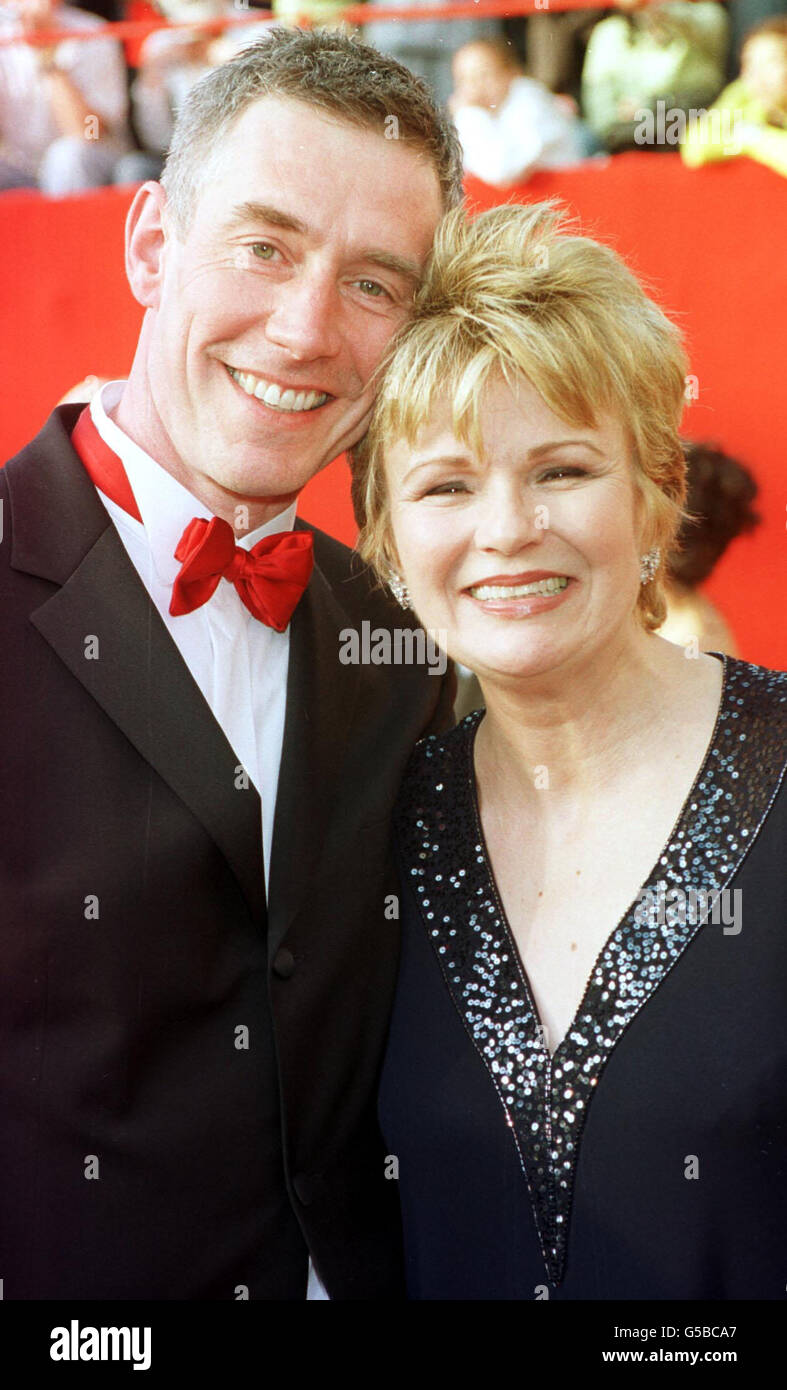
[352,203,787,1299]
[657,440,760,657]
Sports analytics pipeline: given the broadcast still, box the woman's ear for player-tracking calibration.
[125,181,171,310]
[631,472,652,554]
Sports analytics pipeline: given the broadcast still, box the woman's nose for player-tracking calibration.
[474,485,546,554]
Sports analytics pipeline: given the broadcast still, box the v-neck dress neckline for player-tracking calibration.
[466,654,729,1073]
[395,655,787,1286]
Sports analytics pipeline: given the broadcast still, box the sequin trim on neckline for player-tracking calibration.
[395,656,787,1286]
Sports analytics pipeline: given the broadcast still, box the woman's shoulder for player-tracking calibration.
[394,710,482,834]
[720,655,787,741]
[698,655,787,820]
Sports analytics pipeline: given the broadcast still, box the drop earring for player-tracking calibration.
[639,548,661,584]
[387,569,411,610]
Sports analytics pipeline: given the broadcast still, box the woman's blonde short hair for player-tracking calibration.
[352,202,690,630]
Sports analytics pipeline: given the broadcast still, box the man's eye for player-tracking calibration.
[356,279,388,299]
[250,243,277,261]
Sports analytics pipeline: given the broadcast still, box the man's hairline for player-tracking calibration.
[163,90,453,236]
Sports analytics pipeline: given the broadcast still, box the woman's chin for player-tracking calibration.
[454,642,571,686]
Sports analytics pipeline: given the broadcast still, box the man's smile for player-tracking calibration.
[225,364,332,413]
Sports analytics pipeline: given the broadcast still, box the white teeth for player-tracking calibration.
[469,576,570,600]
[228,366,328,412]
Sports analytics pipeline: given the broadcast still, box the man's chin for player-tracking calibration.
[215,476,306,508]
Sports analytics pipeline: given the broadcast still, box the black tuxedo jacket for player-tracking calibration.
[0,406,453,1300]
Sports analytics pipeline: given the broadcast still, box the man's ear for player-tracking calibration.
[125,181,171,309]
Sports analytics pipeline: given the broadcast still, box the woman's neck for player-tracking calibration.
[474,630,719,811]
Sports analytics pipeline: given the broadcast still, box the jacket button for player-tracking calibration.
[293,1173,321,1206]
[272,947,295,979]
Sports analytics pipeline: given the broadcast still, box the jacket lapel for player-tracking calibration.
[266,534,362,956]
[7,408,266,924]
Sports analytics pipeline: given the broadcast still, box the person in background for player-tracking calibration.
[727,0,787,67]
[581,0,728,152]
[365,0,501,108]
[0,0,131,192]
[125,1,271,182]
[272,0,347,31]
[658,441,760,655]
[681,17,787,176]
[125,0,229,179]
[450,37,596,187]
[525,8,602,99]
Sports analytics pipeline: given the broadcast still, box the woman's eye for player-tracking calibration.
[425,481,468,497]
[250,243,277,261]
[539,466,589,483]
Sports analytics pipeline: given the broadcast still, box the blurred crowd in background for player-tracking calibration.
[0,0,786,195]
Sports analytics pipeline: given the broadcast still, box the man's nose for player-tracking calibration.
[264,269,342,362]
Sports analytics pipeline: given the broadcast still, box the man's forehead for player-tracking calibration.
[211,92,399,164]
[194,98,442,253]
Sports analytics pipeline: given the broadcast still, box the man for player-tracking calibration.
[0,28,461,1299]
[0,0,131,193]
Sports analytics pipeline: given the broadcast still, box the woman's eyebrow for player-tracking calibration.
[402,453,473,477]
[528,439,605,457]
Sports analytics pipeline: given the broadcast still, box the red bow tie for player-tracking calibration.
[71,407,314,631]
[170,516,313,630]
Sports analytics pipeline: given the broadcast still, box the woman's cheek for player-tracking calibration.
[396,506,449,570]
[562,490,635,571]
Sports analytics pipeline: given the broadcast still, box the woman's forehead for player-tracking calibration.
[383,372,618,465]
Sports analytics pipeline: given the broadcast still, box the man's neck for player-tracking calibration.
[110,380,298,533]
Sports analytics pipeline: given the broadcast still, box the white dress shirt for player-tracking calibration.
[90,380,294,890]
[88,382,330,1301]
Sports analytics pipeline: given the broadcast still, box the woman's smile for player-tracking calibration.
[463,571,575,617]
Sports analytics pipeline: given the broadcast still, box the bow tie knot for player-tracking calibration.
[69,407,313,631]
[225,546,253,586]
[170,515,314,631]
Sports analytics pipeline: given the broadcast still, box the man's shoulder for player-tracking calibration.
[1,405,105,583]
[2,405,83,493]
[297,519,407,627]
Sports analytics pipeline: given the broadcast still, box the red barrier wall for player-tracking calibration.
[2,153,785,667]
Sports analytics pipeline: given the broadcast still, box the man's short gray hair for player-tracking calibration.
[161,26,464,227]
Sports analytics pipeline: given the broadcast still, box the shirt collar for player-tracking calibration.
[90,380,298,586]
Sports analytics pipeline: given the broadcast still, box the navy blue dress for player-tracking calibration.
[379,656,787,1299]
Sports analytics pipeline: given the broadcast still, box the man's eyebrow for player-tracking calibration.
[225,202,421,283]
[226,201,310,235]
[361,250,422,285]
